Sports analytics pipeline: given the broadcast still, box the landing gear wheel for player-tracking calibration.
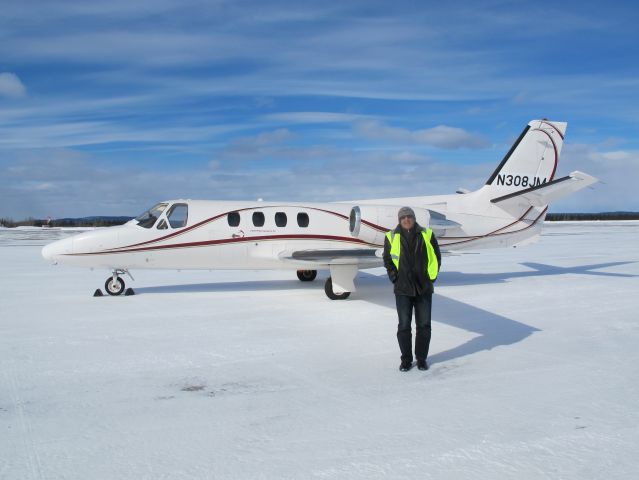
[297,270,317,282]
[324,277,350,300]
[105,276,125,296]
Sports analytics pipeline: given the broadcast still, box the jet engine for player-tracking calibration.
[348,205,431,245]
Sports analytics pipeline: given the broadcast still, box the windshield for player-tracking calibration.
[135,203,168,228]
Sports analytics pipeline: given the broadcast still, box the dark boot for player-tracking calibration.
[399,360,413,372]
[417,359,428,371]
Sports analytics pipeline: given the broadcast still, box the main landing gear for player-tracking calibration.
[296,270,317,282]
[324,277,350,300]
[323,264,358,300]
[296,269,351,300]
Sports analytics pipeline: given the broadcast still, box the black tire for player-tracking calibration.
[105,276,125,296]
[296,270,317,282]
[324,277,350,300]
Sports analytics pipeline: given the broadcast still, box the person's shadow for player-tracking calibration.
[355,272,540,366]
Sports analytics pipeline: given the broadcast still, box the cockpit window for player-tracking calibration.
[135,203,168,229]
[166,203,188,228]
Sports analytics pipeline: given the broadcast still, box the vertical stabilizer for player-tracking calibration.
[485,119,566,193]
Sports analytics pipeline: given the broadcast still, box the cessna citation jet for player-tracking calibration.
[42,119,597,299]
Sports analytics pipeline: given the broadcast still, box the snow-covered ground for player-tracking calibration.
[1,222,638,479]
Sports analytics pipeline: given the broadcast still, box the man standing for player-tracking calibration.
[383,207,441,372]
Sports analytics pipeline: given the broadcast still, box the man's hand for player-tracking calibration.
[389,269,398,283]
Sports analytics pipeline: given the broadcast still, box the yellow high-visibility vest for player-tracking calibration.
[386,228,439,281]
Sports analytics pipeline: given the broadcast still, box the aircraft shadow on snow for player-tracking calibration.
[440,260,638,286]
[134,260,636,365]
[135,260,638,295]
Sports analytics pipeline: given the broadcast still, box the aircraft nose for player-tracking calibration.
[42,237,74,261]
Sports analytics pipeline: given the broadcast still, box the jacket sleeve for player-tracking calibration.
[431,232,442,275]
[382,236,398,283]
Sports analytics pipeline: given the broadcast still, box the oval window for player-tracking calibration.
[275,212,287,227]
[252,212,265,227]
[297,212,309,228]
[228,211,240,227]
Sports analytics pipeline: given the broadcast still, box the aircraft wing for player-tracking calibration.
[491,171,598,213]
[428,212,463,237]
[279,248,383,268]
[429,216,462,233]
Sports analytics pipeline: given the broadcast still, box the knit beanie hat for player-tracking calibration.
[398,206,416,220]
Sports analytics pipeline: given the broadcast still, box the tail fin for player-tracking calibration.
[485,119,566,192]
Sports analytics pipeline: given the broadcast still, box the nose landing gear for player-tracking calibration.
[103,270,133,296]
[105,273,125,296]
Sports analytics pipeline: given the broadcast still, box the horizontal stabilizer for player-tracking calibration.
[491,171,598,213]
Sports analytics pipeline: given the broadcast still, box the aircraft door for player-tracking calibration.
[210,210,247,268]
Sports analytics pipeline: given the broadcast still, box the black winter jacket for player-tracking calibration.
[383,223,442,296]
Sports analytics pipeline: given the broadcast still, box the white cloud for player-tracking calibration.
[0,73,27,98]
[0,142,487,219]
[551,143,639,212]
[262,112,364,124]
[353,120,490,150]
[600,150,639,163]
[4,138,632,219]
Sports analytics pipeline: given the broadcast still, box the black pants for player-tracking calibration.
[396,293,432,362]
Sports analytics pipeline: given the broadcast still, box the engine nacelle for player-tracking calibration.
[349,205,431,245]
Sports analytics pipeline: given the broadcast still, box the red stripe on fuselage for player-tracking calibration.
[67,234,372,256]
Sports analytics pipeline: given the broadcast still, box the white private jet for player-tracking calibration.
[42,119,597,299]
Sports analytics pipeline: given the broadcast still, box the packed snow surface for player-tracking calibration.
[1,222,638,479]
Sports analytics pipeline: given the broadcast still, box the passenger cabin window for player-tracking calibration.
[275,212,287,227]
[166,203,188,228]
[297,212,309,228]
[135,203,168,229]
[228,211,240,227]
[252,212,265,227]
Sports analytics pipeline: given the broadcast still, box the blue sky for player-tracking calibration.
[1,0,638,218]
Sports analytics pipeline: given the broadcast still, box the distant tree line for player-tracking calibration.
[0,216,133,228]
[545,212,639,221]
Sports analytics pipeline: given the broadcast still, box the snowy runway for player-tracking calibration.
[1,223,638,479]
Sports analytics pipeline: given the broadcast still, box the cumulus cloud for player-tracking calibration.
[1,141,489,219]
[0,73,27,98]
[353,120,490,150]
[551,143,639,212]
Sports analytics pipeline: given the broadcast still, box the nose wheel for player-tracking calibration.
[105,275,125,296]
[103,269,132,296]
